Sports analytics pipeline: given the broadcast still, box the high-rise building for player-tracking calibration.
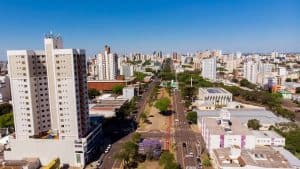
[98,45,118,80]
[243,61,258,84]
[201,57,217,81]
[120,63,134,78]
[5,34,102,167]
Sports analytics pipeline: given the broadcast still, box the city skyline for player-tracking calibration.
[0,0,299,59]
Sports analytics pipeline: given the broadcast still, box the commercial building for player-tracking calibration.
[5,34,102,167]
[200,112,255,153]
[0,75,11,102]
[122,86,136,100]
[196,108,289,130]
[120,63,134,78]
[252,130,285,147]
[89,94,128,118]
[243,61,258,84]
[211,146,291,169]
[201,57,216,81]
[87,76,135,92]
[98,45,118,80]
[198,88,232,106]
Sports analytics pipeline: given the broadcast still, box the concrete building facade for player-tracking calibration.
[0,75,11,102]
[98,45,118,80]
[198,88,232,106]
[201,57,216,81]
[5,34,101,167]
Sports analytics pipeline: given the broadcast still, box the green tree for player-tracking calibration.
[131,132,141,144]
[286,78,292,82]
[0,112,14,128]
[164,162,179,169]
[112,85,124,95]
[114,141,138,168]
[231,78,239,83]
[202,155,211,167]
[88,88,100,99]
[186,111,197,124]
[159,151,179,169]
[140,112,147,122]
[296,87,300,93]
[134,72,147,82]
[159,151,175,166]
[0,103,12,115]
[155,97,171,113]
[240,79,256,89]
[247,119,261,130]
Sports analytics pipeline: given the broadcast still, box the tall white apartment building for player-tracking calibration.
[201,57,217,81]
[243,61,258,84]
[120,63,134,78]
[98,45,118,80]
[5,34,102,167]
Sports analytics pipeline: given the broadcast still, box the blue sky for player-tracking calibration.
[0,0,299,59]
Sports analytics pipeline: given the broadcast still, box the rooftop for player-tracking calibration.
[252,130,284,139]
[202,117,250,135]
[213,146,290,168]
[199,87,231,95]
[196,108,290,125]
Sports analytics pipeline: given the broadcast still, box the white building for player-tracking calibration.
[122,86,135,100]
[5,34,102,167]
[252,130,285,147]
[120,63,134,78]
[198,88,232,106]
[201,57,216,81]
[0,75,11,102]
[243,61,258,84]
[98,45,118,80]
[211,146,291,169]
[200,111,255,153]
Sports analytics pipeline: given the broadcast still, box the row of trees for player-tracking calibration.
[271,124,300,158]
[222,84,295,120]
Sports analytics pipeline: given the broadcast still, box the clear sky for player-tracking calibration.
[0,0,299,59]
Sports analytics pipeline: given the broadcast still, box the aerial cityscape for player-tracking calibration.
[0,0,299,169]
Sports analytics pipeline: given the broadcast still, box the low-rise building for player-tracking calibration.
[89,94,128,118]
[197,88,232,106]
[122,86,136,100]
[200,111,255,153]
[252,130,285,147]
[196,108,289,130]
[211,146,291,169]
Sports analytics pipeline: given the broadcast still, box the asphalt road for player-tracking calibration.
[173,90,199,168]
[100,78,160,169]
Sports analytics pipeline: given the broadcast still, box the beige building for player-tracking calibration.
[4,34,100,167]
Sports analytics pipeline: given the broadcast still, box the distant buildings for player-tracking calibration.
[98,45,118,80]
[0,75,11,102]
[243,60,258,84]
[5,34,103,167]
[201,57,217,81]
[120,63,134,78]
